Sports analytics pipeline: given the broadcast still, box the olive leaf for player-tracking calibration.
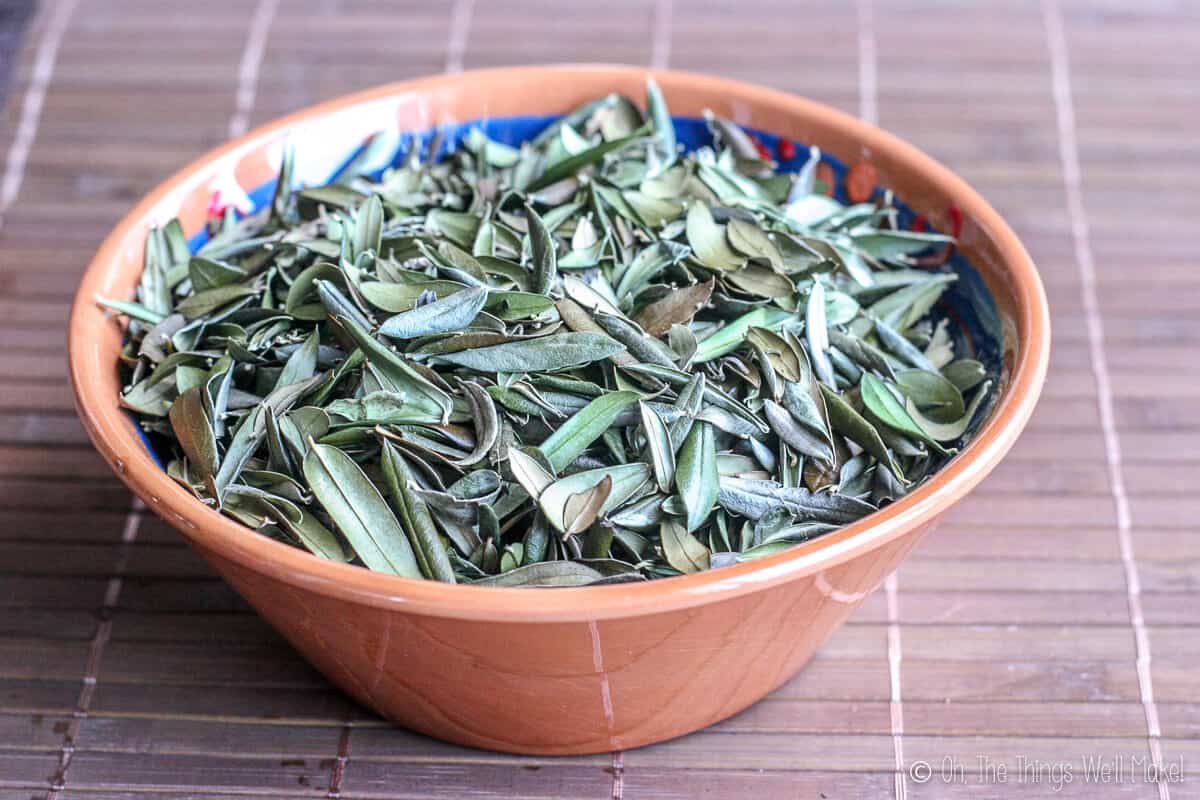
[943,359,988,392]
[527,126,648,191]
[473,561,606,587]
[538,463,650,534]
[540,390,639,472]
[660,519,711,574]
[433,332,626,373]
[276,329,320,390]
[717,477,875,523]
[634,279,714,337]
[675,421,718,532]
[895,368,965,419]
[562,475,613,538]
[525,204,558,294]
[806,279,837,387]
[302,442,424,578]
[820,383,906,481]
[859,373,951,456]
[335,315,453,423]
[378,286,488,339]
[379,441,457,582]
[633,401,673,493]
[645,77,676,176]
[686,202,747,271]
[168,387,220,483]
[906,380,992,443]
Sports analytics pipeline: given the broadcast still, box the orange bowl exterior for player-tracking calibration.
[68,66,1050,754]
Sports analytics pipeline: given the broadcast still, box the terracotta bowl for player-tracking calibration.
[69,65,1049,755]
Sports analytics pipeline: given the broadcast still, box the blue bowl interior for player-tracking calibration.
[138,113,1002,465]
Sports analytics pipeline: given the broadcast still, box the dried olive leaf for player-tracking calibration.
[675,421,718,533]
[895,368,965,419]
[527,127,648,191]
[302,442,424,578]
[335,315,453,422]
[693,306,791,363]
[562,474,613,537]
[450,381,499,467]
[359,279,468,313]
[433,332,626,373]
[378,286,487,339]
[686,202,747,271]
[634,279,714,337]
[276,329,320,390]
[168,386,220,482]
[874,318,938,372]
[868,273,955,330]
[212,406,263,497]
[507,447,555,500]
[806,280,837,387]
[906,381,993,443]
[819,383,905,481]
[473,561,606,587]
[538,463,650,534]
[615,241,688,300]
[525,204,558,295]
[638,401,676,493]
[942,359,988,392]
[645,77,676,176]
[717,477,875,524]
[176,285,257,319]
[661,519,711,574]
[188,256,246,292]
[764,399,834,464]
[540,390,639,472]
[851,229,953,261]
[380,441,457,583]
[726,218,784,269]
[859,373,951,456]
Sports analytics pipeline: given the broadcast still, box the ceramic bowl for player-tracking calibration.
[69,65,1049,755]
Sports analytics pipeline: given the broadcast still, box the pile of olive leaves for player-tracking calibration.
[105,79,993,587]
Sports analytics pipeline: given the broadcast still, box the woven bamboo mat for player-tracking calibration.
[1,0,1197,797]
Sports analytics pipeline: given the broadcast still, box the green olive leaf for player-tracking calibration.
[819,383,906,481]
[859,373,951,456]
[302,442,424,578]
[645,77,676,176]
[275,328,320,390]
[639,401,676,493]
[378,286,487,339]
[538,463,650,534]
[562,474,613,537]
[379,441,457,582]
[432,332,626,373]
[906,380,993,443]
[524,204,558,295]
[675,421,718,532]
[942,359,988,392]
[895,368,965,419]
[168,386,220,483]
[686,202,747,271]
[473,561,607,587]
[540,390,639,472]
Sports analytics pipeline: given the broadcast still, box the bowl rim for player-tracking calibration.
[69,64,1050,622]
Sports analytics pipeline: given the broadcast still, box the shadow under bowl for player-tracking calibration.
[68,65,1050,755]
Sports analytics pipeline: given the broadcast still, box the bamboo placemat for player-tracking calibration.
[1,1,1196,798]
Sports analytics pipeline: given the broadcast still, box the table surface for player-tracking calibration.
[1,1,1197,798]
